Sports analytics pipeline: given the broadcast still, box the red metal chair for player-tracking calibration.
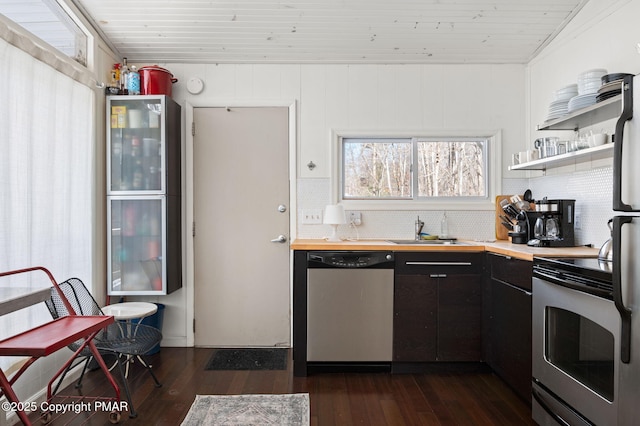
[0,267,121,425]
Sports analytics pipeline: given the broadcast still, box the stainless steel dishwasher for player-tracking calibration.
[306,251,394,365]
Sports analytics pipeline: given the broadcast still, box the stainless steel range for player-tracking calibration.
[532,257,618,425]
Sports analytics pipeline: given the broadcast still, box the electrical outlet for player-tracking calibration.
[348,211,362,226]
[301,209,323,224]
[574,212,582,230]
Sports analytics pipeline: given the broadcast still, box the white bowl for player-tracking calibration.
[588,133,608,146]
[578,69,607,81]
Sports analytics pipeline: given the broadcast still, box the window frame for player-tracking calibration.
[332,130,502,211]
[47,0,90,65]
[0,0,93,70]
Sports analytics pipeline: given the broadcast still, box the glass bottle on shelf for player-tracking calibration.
[128,65,140,95]
[120,57,129,95]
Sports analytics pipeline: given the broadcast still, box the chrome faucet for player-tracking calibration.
[415,216,424,240]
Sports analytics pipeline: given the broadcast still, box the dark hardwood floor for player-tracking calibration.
[29,348,535,425]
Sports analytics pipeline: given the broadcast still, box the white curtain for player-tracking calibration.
[0,36,94,371]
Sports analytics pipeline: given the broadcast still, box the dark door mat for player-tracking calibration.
[205,348,288,370]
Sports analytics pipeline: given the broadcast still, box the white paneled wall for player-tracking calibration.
[169,62,526,241]
[170,63,527,177]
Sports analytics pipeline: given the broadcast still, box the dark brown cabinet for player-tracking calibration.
[394,274,438,361]
[484,253,532,403]
[393,252,483,365]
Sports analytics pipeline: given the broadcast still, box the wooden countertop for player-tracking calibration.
[290,239,599,261]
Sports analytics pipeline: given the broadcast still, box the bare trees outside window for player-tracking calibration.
[416,139,486,197]
[342,137,487,201]
[343,139,412,199]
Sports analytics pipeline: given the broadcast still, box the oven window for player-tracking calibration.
[545,307,615,402]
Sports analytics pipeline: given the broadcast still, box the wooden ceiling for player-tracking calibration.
[17,0,592,64]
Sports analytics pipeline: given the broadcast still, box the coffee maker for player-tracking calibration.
[527,198,575,247]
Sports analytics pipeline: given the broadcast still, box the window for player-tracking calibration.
[0,0,89,65]
[0,36,94,374]
[415,138,487,198]
[343,138,412,199]
[341,136,491,204]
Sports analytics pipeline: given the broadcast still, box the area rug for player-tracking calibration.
[180,393,310,425]
[205,348,288,370]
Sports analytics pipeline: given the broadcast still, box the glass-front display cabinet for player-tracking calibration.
[107,95,181,295]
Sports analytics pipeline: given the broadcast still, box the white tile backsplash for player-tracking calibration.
[528,166,613,248]
[298,166,614,248]
[298,178,496,241]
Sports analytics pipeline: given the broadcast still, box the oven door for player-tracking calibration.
[532,276,620,426]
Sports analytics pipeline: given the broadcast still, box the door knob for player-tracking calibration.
[277,204,287,213]
[271,235,288,243]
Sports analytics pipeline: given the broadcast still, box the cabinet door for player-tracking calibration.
[394,252,483,363]
[487,253,533,403]
[108,96,165,194]
[490,278,532,402]
[393,275,438,361]
[438,274,482,361]
[108,196,165,295]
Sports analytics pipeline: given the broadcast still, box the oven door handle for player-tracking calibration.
[613,216,633,363]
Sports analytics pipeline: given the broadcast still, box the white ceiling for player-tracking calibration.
[55,0,593,64]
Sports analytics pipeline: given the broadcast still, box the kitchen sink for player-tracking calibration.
[386,239,469,245]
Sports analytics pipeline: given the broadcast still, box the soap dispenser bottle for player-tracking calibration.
[440,212,449,238]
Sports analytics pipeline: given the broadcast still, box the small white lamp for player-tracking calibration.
[324,204,346,242]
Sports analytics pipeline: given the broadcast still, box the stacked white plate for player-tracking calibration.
[577,68,607,95]
[554,84,578,101]
[566,69,607,112]
[546,99,570,121]
[568,93,599,112]
[545,84,577,121]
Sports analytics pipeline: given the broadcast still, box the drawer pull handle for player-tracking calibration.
[405,261,472,266]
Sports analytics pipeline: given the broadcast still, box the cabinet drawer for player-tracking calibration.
[395,252,482,275]
[489,253,532,292]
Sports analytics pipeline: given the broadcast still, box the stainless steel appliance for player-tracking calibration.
[527,198,575,247]
[532,74,640,424]
[532,257,619,425]
[610,73,640,425]
[306,251,394,369]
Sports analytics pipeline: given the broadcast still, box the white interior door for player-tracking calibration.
[193,107,290,347]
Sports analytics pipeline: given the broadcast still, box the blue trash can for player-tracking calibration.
[133,303,165,355]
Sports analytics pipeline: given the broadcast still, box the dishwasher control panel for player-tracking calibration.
[307,251,394,268]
